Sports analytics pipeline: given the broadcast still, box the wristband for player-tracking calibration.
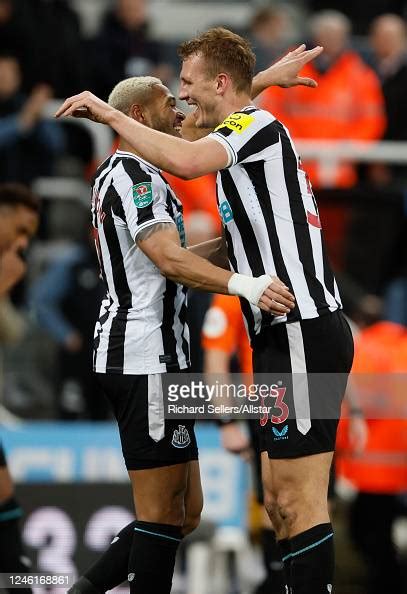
[228,273,273,307]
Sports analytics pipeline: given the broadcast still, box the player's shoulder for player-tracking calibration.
[111,150,166,190]
[115,150,161,178]
[213,106,276,138]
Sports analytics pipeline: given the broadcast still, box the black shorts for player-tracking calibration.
[0,442,6,467]
[96,373,198,470]
[252,310,354,459]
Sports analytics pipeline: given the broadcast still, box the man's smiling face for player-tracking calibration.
[144,83,185,137]
[179,53,221,129]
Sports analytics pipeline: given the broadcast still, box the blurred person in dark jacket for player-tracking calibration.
[90,0,173,100]
[0,0,88,96]
[367,14,407,187]
[0,0,38,91]
[247,6,296,72]
[370,14,407,141]
[366,14,407,326]
[0,183,39,593]
[30,227,109,420]
[306,0,406,35]
[0,54,64,184]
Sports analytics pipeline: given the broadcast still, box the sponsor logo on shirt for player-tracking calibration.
[272,424,289,441]
[219,199,234,224]
[214,112,254,134]
[175,212,186,246]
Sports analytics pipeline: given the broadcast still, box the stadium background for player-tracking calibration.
[0,0,407,592]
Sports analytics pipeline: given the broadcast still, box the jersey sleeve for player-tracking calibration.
[115,159,175,241]
[209,108,280,167]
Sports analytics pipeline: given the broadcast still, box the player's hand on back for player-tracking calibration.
[229,274,295,315]
[256,275,295,316]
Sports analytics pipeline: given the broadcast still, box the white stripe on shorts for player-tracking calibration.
[286,323,311,435]
[147,374,165,442]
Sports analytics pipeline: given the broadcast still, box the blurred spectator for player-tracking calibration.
[90,0,173,100]
[367,14,407,187]
[0,54,64,184]
[246,6,296,72]
[306,0,406,35]
[163,172,221,234]
[30,229,108,420]
[258,10,386,188]
[337,320,407,594]
[0,0,37,92]
[384,274,407,326]
[370,14,407,141]
[185,211,219,372]
[367,15,407,328]
[0,183,40,588]
[0,0,86,96]
[202,294,288,594]
[28,0,88,98]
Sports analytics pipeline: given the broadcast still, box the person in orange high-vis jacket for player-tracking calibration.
[336,321,407,594]
[162,171,221,233]
[258,11,386,188]
[202,294,287,594]
[202,293,252,375]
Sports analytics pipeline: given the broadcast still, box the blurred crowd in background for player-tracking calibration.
[0,1,407,592]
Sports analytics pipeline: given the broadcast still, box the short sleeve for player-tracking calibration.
[115,159,175,241]
[209,108,280,167]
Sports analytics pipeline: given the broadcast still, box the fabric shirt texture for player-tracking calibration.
[91,149,189,375]
[210,106,342,343]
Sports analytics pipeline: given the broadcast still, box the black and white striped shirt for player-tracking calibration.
[91,149,189,374]
[210,106,341,341]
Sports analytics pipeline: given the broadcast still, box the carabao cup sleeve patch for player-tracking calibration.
[132,182,153,208]
[214,112,255,135]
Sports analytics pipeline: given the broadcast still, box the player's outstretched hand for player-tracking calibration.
[55,91,117,124]
[258,44,324,90]
[258,276,295,316]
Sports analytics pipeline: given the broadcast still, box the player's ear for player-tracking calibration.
[215,73,229,95]
[129,103,146,123]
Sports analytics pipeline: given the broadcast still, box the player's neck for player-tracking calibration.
[218,93,253,121]
[118,140,144,160]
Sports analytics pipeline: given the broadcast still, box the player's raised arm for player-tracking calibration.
[55,92,229,179]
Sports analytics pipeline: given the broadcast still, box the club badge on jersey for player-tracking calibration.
[171,425,191,448]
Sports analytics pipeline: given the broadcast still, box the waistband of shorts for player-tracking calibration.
[253,309,343,348]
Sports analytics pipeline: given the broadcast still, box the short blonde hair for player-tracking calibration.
[108,76,162,114]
